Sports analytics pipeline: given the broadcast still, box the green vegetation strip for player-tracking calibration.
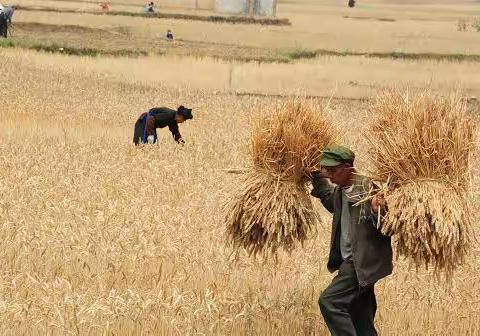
[3,38,480,64]
[0,39,151,57]
[16,6,291,26]
[343,15,396,22]
[285,48,480,63]
[0,39,16,48]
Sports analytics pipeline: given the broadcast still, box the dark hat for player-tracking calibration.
[319,145,355,167]
[177,105,193,120]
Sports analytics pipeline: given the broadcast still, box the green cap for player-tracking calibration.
[320,145,355,167]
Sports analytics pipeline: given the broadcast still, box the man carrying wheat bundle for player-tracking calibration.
[311,145,393,336]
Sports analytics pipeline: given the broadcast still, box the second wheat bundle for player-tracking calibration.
[226,99,337,257]
[367,90,477,274]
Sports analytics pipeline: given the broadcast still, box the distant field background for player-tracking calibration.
[10,0,480,55]
[1,0,480,334]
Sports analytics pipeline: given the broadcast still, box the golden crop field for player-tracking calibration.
[1,0,480,334]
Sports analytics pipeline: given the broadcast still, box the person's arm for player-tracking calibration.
[310,172,335,213]
[168,122,183,144]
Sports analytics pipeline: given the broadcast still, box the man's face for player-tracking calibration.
[321,164,353,187]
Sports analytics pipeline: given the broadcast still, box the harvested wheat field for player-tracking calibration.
[1,47,479,335]
[1,0,480,334]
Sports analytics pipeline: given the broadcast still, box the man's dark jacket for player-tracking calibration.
[311,174,393,286]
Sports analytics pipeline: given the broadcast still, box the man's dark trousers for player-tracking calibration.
[0,14,7,38]
[319,261,377,336]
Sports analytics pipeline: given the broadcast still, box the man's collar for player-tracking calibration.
[342,175,370,203]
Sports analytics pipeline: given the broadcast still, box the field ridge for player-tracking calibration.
[16,5,292,26]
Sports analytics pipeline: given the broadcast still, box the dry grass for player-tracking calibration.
[3,49,480,100]
[366,89,477,275]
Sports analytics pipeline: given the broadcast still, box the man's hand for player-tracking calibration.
[371,193,386,214]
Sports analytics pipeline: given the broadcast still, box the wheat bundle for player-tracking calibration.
[251,100,337,183]
[366,89,477,274]
[225,171,319,256]
[226,99,337,256]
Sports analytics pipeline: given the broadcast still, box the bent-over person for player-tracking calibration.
[133,106,193,145]
[311,145,393,336]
